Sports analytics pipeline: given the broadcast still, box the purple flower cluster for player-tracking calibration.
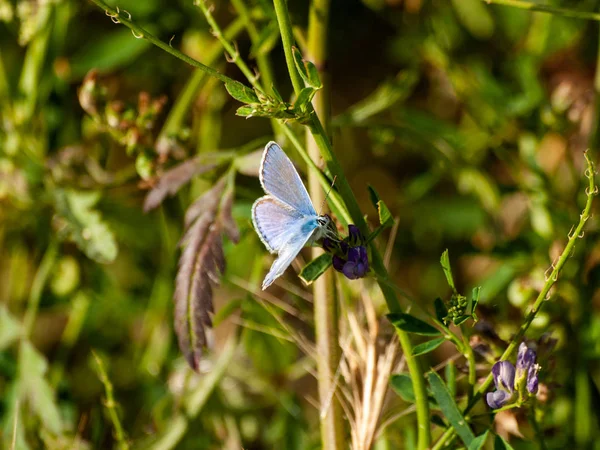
[323,225,369,280]
[486,342,540,409]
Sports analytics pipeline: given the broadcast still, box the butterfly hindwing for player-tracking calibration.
[260,142,316,216]
[261,219,318,289]
[252,196,306,254]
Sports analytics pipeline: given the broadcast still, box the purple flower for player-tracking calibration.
[515,342,539,395]
[486,342,541,409]
[486,361,515,409]
[325,225,369,280]
[527,365,539,394]
[486,390,513,410]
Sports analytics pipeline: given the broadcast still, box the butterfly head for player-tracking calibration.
[316,214,339,242]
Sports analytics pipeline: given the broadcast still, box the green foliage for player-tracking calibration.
[428,371,475,447]
[2,0,600,448]
[299,253,333,284]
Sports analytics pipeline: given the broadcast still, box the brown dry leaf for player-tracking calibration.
[143,158,218,212]
[174,176,239,370]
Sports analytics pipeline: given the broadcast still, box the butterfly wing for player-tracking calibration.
[252,196,305,254]
[260,141,316,216]
[261,217,318,290]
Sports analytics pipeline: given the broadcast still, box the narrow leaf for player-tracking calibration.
[294,87,317,113]
[225,80,259,104]
[299,253,333,284]
[143,158,218,212]
[412,337,446,356]
[367,184,381,210]
[440,249,456,291]
[469,432,489,450]
[291,46,322,89]
[428,371,475,446]
[390,374,415,402]
[388,313,441,336]
[453,315,470,326]
[434,297,448,324]
[470,286,481,317]
[377,199,393,227]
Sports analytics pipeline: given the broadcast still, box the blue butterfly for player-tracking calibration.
[252,142,337,290]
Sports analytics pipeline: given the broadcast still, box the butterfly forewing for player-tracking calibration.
[260,142,316,216]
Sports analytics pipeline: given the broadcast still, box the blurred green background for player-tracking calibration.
[1,0,600,448]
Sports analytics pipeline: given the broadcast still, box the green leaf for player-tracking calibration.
[390,374,415,402]
[494,435,515,450]
[470,286,481,319]
[299,253,333,284]
[412,337,446,356]
[387,313,441,336]
[440,249,456,292]
[294,87,317,113]
[377,199,393,227]
[0,306,21,351]
[434,297,448,324]
[367,185,381,210]
[445,360,456,397]
[225,80,259,104]
[236,105,255,117]
[292,46,322,89]
[453,315,470,326]
[428,371,475,447]
[54,189,118,264]
[469,431,489,450]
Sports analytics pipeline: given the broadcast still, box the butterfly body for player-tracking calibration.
[252,142,336,290]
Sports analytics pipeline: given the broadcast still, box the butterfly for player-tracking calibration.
[252,141,338,290]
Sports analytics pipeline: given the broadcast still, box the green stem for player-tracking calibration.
[272,1,429,447]
[156,18,246,154]
[93,352,129,450]
[305,1,344,448]
[433,152,597,449]
[88,0,237,85]
[230,0,276,95]
[481,0,600,21]
[195,1,261,91]
[272,0,304,94]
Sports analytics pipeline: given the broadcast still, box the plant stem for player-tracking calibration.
[196,1,260,91]
[272,0,304,94]
[93,352,129,450]
[88,0,236,85]
[272,0,429,448]
[481,0,600,21]
[433,152,597,449]
[305,0,344,448]
[156,18,246,155]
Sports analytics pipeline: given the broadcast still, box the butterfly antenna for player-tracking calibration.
[319,175,337,216]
